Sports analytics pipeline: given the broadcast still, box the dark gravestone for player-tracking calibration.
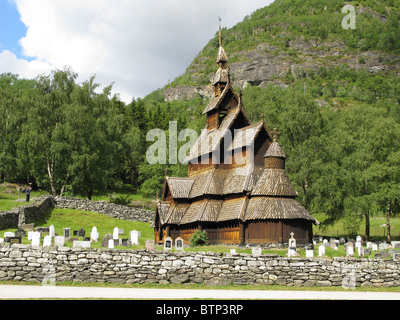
[15,229,26,237]
[78,228,86,237]
[101,234,113,247]
[8,237,22,244]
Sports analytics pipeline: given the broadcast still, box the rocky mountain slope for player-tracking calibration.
[161,0,400,102]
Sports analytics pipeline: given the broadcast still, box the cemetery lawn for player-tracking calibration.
[312,213,400,242]
[0,208,154,249]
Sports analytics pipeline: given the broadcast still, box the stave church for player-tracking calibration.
[152,26,318,245]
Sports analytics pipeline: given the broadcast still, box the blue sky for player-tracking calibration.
[0,0,27,58]
[0,0,273,101]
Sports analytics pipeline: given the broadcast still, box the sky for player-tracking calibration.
[0,0,273,102]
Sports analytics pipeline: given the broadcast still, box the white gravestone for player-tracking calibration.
[113,227,119,240]
[306,250,314,258]
[4,232,15,238]
[372,243,378,251]
[90,227,99,242]
[345,243,354,257]
[49,225,55,238]
[43,235,52,247]
[318,244,325,257]
[54,236,65,247]
[175,237,185,251]
[252,247,262,257]
[82,241,91,248]
[108,239,114,249]
[31,231,41,246]
[164,237,173,251]
[130,230,139,245]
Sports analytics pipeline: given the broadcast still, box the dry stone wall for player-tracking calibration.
[1,243,399,287]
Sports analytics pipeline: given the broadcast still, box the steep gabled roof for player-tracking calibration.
[227,121,266,153]
[164,177,194,199]
[185,106,242,162]
[202,84,237,115]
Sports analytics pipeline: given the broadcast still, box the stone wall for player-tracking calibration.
[1,243,399,287]
[0,196,155,230]
[52,197,154,223]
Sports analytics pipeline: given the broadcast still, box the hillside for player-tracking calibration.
[159,0,400,101]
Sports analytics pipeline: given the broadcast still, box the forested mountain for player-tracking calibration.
[1,0,400,238]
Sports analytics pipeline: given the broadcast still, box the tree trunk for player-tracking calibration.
[46,154,57,197]
[387,199,392,243]
[365,210,370,241]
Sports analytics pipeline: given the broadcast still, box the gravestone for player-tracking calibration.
[8,237,22,244]
[28,231,34,241]
[372,243,378,251]
[4,232,15,238]
[43,235,52,247]
[108,239,115,249]
[175,237,184,251]
[101,234,113,247]
[252,247,262,257]
[90,227,99,242]
[15,229,26,237]
[113,227,119,240]
[306,250,314,258]
[22,223,34,231]
[130,230,139,245]
[73,241,83,248]
[318,244,325,257]
[230,249,237,255]
[145,240,155,251]
[358,246,364,258]
[118,228,124,235]
[364,248,371,256]
[54,236,65,247]
[379,242,388,250]
[374,251,390,259]
[63,228,71,239]
[391,241,400,248]
[0,238,3,244]
[323,239,329,247]
[49,225,55,238]
[36,227,49,233]
[345,242,354,257]
[31,231,41,246]
[164,237,172,251]
[77,228,85,238]
[82,241,91,248]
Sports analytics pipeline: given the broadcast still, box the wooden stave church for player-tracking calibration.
[152,28,318,246]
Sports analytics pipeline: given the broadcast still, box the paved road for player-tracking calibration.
[0,285,399,300]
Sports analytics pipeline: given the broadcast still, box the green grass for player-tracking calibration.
[313,213,400,241]
[0,184,48,211]
[0,208,154,249]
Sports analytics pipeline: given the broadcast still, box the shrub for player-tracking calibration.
[190,230,208,247]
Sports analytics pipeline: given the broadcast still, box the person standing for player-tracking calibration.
[25,186,31,202]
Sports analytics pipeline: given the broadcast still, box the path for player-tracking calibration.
[0,285,399,300]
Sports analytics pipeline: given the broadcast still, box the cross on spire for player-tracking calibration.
[271,128,280,141]
[218,16,222,47]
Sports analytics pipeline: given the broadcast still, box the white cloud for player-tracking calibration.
[4,0,273,102]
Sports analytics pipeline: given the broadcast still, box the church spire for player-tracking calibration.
[213,17,229,96]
